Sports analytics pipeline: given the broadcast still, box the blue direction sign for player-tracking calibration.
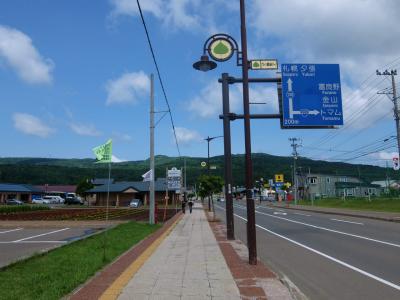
[281,64,343,127]
[275,182,284,188]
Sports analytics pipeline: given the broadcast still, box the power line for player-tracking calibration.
[136,0,181,157]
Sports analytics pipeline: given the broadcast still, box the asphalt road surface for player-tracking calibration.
[0,226,102,268]
[215,202,400,300]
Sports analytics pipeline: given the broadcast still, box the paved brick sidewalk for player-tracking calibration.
[118,203,241,299]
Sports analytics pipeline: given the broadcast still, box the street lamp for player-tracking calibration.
[204,135,223,211]
[193,0,257,265]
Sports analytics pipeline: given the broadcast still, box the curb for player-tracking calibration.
[69,213,182,300]
[273,204,400,223]
[204,206,295,300]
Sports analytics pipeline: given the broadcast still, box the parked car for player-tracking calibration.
[43,196,63,204]
[6,199,24,205]
[32,198,50,204]
[217,197,225,202]
[129,199,143,208]
[65,197,83,205]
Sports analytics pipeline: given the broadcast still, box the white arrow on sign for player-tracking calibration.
[287,78,320,119]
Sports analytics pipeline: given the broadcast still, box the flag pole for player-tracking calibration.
[103,161,111,261]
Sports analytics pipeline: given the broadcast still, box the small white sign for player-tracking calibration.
[393,157,399,170]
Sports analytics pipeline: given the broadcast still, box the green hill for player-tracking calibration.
[0,154,395,186]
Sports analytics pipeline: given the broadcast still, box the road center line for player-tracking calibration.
[331,218,364,225]
[0,228,23,234]
[13,228,70,242]
[231,204,400,248]
[231,212,400,292]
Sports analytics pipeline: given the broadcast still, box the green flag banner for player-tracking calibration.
[92,139,112,163]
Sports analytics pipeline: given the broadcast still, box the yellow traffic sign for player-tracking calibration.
[275,174,284,183]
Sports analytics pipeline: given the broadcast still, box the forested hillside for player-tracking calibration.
[0,154,395,186]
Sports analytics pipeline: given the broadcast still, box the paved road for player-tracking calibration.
[0,226,102,268]
[215,202,400,300]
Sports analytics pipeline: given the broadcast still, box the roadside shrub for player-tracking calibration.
[0,205,50,214]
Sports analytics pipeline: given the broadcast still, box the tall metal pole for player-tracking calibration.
[289,138,300,205]
[391,73,400,157]
[149,74,155,225]
[240,0,257,265]
[207,137,211,211]
[222,73,234,240]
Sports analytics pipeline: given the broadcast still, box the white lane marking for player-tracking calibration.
[13,228,70,242]
[231,212,400,292]
[231,204,400,249]
[0,228,23,234]
[331,218,364,225]
[294,213,311,217]
[273,212,287,215]
[0,240,67,244]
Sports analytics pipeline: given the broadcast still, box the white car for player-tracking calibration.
[43,196,64,204]
[32,198,50,204]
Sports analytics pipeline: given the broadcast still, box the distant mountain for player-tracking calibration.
[0,154,394,186]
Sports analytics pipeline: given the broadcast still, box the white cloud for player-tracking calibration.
[109,0,235,33]
[69,123,102,136]
[175,127,202,144]
[106,71,149,105]
[112,154,127,162]
[13,113,54,138]
[187,80,278,118]
[375,151,398,160]
[113,131,133,141]
[0,25,54,84]
[110,0,162,18]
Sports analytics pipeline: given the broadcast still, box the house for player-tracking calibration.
[371,180,399,193]
[296,173,381,199]
[0,183,43,204]
[87,178,179,207]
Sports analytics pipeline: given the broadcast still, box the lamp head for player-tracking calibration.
[193,55,217,72]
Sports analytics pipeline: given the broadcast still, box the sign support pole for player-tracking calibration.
[221,73,235,240]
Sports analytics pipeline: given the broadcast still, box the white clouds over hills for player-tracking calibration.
[0,25,54,84]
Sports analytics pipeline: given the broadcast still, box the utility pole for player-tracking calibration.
[204,135,223,211]
[149,74,155,225]
[377,69,399,156]
[289,138,301,205]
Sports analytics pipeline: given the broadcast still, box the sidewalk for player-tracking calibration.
[117,202,241,299]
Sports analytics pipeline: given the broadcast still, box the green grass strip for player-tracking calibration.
[298,197,400,213]
[0,221,160,300]
[0,205,50,214]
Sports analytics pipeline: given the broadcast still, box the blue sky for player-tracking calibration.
[0,0,399,167]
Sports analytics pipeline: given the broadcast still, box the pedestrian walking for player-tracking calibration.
[181,199,186,214]
[188,200,193,214]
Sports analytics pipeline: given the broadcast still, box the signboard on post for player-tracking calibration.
[393,157,399,170]
[167,167,182,189]
[281,64,343,128]
[250,59,278,70]
[275,174,284,183]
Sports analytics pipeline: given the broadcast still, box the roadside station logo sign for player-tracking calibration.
[167,167,182,189]
[250,59,278,70]
[208,38,234,62]
[275,174,284,183]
